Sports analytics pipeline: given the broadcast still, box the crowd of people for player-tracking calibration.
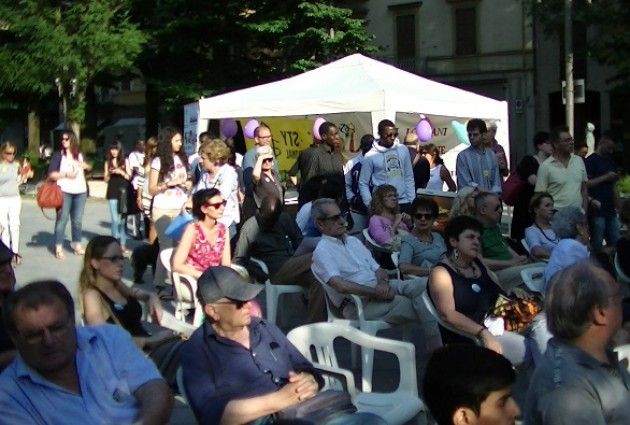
[0,117,628,425]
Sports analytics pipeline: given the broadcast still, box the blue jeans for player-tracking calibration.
[55,192,87,246]
[590,214,620,252]
[108,199,127,248]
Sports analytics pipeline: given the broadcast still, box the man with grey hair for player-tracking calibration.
[310,198,442,352]
[543,206,590,285]
[525,262,630,424]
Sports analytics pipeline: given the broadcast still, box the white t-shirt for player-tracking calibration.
[58,153,87,194]
[150,156,188,210]
[127,151,145,190]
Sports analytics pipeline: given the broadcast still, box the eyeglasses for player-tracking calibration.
[206,200,227,209]
[100,255,125,263]
[320,213,344,222]
[213,298,249,309]
[414,213,434,220]
[19,320,72,345]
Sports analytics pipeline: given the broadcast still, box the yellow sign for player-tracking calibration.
[240,117,314,172]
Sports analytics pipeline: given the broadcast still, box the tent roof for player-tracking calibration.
[198,53,505,120]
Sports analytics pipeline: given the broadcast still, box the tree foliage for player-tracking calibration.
[0,0,146,126]
[529,0,630,82]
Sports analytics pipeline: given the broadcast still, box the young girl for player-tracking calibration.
[104,142,131,254]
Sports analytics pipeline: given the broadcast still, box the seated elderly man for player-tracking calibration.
[525,262,630,424]
[311,198,441,352]
[0,280,173,424]
[544,206,591,285]
[474,191,541,291]
[234,195,326,322]
[181,266,385,425]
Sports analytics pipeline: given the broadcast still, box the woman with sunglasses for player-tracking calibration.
[399,197,446,276]
[524,192,559,260]
[80,235,173,349]
[172,188,230,279]
[252,145,283,208]
[48,130,91,259]
[367,184,410,249]
[0,142,25,259]
[192,139,240,239]
[421,143,456,192]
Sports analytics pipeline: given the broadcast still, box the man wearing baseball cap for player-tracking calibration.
[180,265,323,424]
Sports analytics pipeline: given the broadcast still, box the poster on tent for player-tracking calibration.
[183,102,200,157]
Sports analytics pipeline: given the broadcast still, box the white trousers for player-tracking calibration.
[0,195,21,253]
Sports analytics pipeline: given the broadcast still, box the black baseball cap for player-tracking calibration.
[197,266,263,305]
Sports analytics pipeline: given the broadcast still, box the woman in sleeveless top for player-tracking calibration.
[47,130,91,259]
[172,188,230,279]
[0,142,24,259]
[524,192,559,260]
[80,236,175,348]
[420,144,456,192]
[105,142,131,254]
[428,216,550,366]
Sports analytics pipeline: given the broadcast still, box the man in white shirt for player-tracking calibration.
[310,198,441,351]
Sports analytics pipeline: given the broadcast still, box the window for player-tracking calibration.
[396,14,416,61]
[455,6,477,55]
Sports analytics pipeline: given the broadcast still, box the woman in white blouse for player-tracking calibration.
[148,127,190,289]
[47,130,91,259]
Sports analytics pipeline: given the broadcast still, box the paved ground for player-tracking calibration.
[15,196,196,424]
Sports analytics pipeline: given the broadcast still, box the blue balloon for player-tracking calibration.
[451,120,470,145]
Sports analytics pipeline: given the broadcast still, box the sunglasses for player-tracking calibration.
[414,213,434,220]
[61,137,70,141]
[320,213,344,222]
[495,204,503,212]
[213,298,249,309]
[206,200,227,209]
[3,151,15,156]
[262,158,273,163]
[100,255,125,263]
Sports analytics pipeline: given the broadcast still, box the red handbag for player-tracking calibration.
[501,171,525,206]
[36,180,63,218]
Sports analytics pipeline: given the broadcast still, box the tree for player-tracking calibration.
[129,0,376,136]
[0,0,146,146]
[529,0,630,83]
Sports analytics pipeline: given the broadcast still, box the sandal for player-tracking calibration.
[72,244,85,256]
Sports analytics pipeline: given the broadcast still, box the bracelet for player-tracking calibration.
[475,326,487,339]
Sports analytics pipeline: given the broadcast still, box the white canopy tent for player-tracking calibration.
[197,53,509,149]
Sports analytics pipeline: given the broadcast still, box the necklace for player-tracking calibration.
[449,255,480,278]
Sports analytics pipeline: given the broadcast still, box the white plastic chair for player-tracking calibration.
[287,322,425,425]
[175,366,190,405]
[520,266,546,294]
[521,238,531,255]
[362,228,400,280]
[614,344,630,372]
[250,257,304,325]
[160,248,203,326]
[615,254,630,285]
[421,289,480,345]
[313,270,411,392]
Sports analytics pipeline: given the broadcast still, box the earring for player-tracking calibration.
[453,248,460,260]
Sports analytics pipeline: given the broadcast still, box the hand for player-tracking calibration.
[136,196,143,211]
[510,287,530,299]
[148,294,163,323]
[607,171,619,182]
[510,255,528,266]
[394,213,403,226]
[287,371,319,402]
[480,330,503,355]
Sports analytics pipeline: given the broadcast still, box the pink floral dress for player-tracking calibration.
[186,222,226,272]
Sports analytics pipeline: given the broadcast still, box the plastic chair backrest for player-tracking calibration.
[159,248,174,273]
[520,266,546,293]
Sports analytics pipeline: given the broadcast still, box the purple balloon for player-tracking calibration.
[220,119,238,139]
[243,119,260,139]
[312,117,326,141]
[416,119,433,143]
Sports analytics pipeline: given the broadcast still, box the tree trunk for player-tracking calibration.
[145,81,159,138]
[84,82,98,141]
[27,103,40,154]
